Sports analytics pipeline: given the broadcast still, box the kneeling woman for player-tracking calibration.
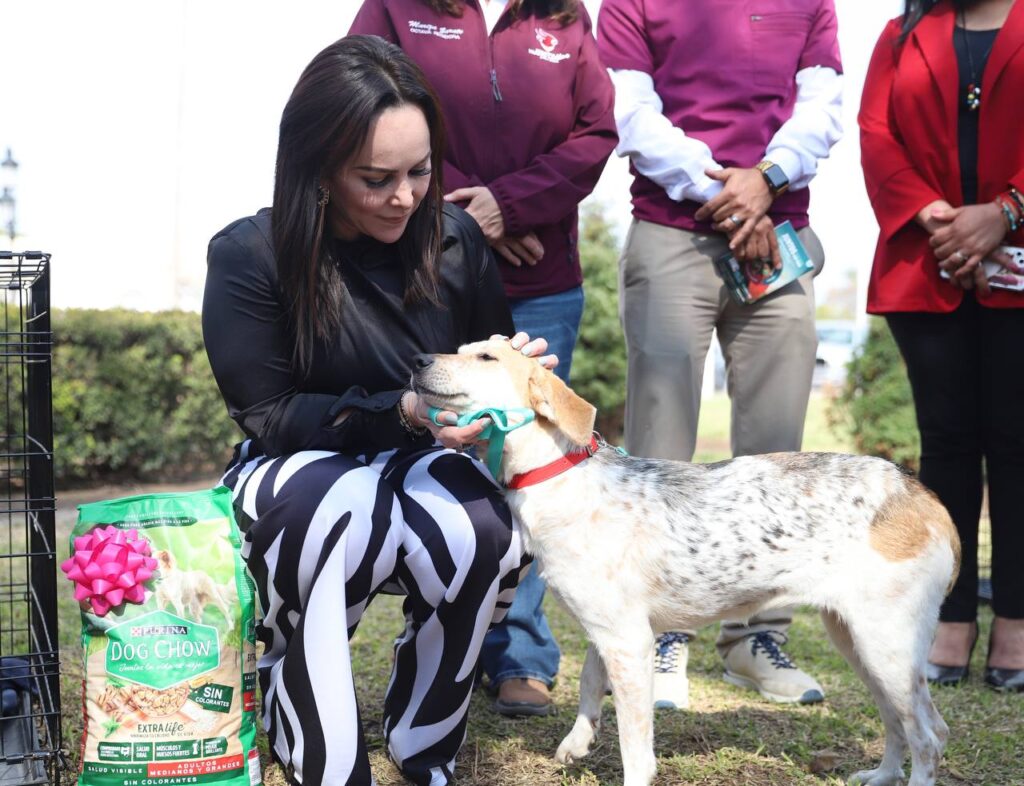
[203,35,548,786]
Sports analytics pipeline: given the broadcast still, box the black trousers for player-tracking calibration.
[887,295,1024,622]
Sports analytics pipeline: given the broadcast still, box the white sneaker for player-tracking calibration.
[653,631,690,709]
[722,631,825,704]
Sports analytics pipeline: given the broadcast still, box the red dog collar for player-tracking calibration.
[506,435,600,489]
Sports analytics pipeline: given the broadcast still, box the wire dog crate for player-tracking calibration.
[0,252,61,785]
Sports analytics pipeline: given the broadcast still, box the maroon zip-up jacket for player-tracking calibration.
[350,0,617,299]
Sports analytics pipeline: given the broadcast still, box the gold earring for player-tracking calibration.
[317,185,330,207]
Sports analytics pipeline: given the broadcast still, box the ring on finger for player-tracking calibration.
[729,214,744,227]
[953,250,968,264]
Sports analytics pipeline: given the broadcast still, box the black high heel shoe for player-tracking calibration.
[926,623,979,687]
[984,666,1024,692]
[984,626,1024,693]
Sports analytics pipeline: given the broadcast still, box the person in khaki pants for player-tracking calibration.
[598,0,843,708]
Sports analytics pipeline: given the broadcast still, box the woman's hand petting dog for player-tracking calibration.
[406,331,558,450]
[496,331,559,372]
[404,390,489,450]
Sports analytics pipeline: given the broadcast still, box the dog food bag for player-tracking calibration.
[69,487,261,786]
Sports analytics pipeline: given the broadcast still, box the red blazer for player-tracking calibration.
[859,1,1024,313]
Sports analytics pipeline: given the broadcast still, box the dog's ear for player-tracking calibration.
[527,365,597,446]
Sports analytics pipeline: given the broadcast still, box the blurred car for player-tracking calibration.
[814,319,867,389]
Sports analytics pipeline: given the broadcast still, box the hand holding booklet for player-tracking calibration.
[938,246,1024,290]
[713,221,815,305]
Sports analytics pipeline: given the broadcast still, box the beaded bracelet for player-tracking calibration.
[1009,187,1024,219]
[397,391,428,437]
[996,194,1020,233]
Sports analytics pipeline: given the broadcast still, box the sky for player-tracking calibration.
[3,0,903,318]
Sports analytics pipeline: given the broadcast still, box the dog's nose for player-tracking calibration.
[413,354,435,370]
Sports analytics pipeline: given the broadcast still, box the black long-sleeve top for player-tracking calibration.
[202,205,514,457]
[954,26,999,205]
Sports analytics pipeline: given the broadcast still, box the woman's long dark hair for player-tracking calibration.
[427,0,579,25]
[900,0,971,40]
[272,35,445,374]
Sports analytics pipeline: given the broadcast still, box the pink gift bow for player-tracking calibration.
[60,526,158,616]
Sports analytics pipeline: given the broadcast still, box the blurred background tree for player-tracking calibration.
[828,317,919,470]
[572,205,628,441]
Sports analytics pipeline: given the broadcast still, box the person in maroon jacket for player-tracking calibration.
[350,0,617,717]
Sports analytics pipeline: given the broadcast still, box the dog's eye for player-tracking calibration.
[477,353,497,362]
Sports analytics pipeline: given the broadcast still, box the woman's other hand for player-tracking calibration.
[403,391,490,450]
[491,232,544,267]
[445,186,506,240]
[931,203,1009,294]
[489,331,559,371]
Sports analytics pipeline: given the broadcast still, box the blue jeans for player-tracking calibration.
[481,285,584,687]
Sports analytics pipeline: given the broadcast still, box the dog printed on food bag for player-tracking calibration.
[154,549,235,631]
[411,338,960,786]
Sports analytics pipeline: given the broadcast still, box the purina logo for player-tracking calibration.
[130,624,188,637]
[535,28,558,52]
[529,28,571,64]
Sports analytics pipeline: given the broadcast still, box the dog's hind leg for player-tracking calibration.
[830,598,945,786]
[592,625,658,786]
[821,610,907,785]
[556,643,606,765]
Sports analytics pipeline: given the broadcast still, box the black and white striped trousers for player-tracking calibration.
[222,442,525,786]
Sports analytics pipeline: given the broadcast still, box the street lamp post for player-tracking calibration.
[0,148,19,245]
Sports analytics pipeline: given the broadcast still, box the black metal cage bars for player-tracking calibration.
[0,251,60,785]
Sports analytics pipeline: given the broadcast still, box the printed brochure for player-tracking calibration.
[713,221,815,305]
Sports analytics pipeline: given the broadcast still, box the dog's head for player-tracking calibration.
[154,549,177,574]
[411,339,597,447]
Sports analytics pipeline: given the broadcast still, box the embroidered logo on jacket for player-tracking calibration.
[408,19,463,40]
[529,28,571,63]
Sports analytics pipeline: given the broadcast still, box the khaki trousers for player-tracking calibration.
[619,219,825,653]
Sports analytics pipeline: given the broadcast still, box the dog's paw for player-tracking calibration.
[555,730,594,765]
[848,767,905,786]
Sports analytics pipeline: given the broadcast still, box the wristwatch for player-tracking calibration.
[756,160,790,197]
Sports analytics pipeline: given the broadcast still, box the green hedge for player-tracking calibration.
[828,317,920,470]
[53,309,240,486]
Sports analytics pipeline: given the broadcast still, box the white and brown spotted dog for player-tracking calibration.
[412,339,960,786]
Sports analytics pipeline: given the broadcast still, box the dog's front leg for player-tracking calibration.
[556,643,606,765]
[600,629,657,786]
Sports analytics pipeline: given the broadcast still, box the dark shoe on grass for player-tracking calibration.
[984,667,1024,692]
[493,678,555,717]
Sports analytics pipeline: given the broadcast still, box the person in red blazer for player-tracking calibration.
[860,0,1024,693]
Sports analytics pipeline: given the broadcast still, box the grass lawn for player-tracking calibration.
[56,393,1022,785]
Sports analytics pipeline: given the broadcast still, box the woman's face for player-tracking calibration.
[328,103,432,244]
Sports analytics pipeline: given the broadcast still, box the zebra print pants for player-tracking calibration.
[222,442,525,786]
